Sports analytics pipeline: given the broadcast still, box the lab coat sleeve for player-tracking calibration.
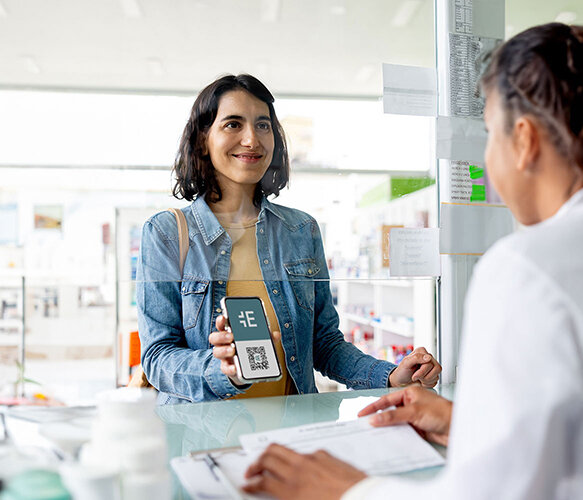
[341,243,583,500]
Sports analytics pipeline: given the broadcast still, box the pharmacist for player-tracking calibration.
[243,22,583,500]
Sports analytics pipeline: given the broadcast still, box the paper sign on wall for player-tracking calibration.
[436,115,487,163]
[382,64,437,117]
[389,228,441,277]
[440,202,514,255]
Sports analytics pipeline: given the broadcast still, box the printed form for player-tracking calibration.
[173,412,445,499]
[240,417,444,475]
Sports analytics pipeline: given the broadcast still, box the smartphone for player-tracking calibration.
[220,296,282,383]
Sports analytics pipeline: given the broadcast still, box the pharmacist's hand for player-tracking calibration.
[244,443,367,500]
[388,347,441,388]
[358,385,452,446]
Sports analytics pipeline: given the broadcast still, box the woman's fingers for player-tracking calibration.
[220,359,237,377]
[208,329,233,348]
[410,361,433,382]
[213,344,235,359]
[418,364,442,387]
[215,314,227,331]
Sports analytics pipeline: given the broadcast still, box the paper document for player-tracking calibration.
[382,63,437,117]
[436,115,487,163]
[440,202,514,254]
[172,417,445,499]
[240,417,444,476]
[172,448,257,500]
[336,396,379,422]
[389,228,441,277]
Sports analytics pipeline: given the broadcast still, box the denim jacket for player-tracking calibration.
[137,196,396,404]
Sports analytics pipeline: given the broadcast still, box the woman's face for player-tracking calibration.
[484,89,536,224]
[205,90,275,194]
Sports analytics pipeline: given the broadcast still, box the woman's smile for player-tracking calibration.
[232,152,264,163]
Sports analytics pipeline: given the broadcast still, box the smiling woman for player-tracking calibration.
[204,90,276,196]
[135,73,441,404]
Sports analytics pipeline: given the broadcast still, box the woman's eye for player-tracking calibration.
[257,122,271,131]
[225,121,240,129]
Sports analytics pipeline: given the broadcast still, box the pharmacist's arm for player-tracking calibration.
[245,248,583,499]
[350,249,583,500]
[243,387,451,500]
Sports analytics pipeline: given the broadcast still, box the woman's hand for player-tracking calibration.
[209,315,245,385]
[358,385,453,446]
[243,443,366,500]
[209,315,281,386]
[388,347,441,388]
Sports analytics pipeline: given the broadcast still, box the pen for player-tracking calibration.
[203,453,245,500]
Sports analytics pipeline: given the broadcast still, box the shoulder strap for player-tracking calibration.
[167,208,189,277]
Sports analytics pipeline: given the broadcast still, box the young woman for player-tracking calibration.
[136,74,441,404]
[244,23,583,499]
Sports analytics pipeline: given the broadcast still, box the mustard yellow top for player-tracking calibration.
[217,216,295,399]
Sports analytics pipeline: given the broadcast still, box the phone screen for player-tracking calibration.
[223,297,281,380]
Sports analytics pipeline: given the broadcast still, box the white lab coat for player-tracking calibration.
[344,190,583,500]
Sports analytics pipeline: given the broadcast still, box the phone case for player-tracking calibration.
[220,296,282,384]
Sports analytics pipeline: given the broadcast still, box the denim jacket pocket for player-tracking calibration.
[284,259,321,312]
[181,280,209,330]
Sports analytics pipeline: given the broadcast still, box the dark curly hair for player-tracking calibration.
[172,74,289,206]
[480,23,583,172]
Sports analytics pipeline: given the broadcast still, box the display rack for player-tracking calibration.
[0,273,26,393]
[336,278,435,363]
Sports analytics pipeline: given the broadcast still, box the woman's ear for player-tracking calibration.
[513,116,540,173]
[201,134,209,157]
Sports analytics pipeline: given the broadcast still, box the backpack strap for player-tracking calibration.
[167,208,189,277]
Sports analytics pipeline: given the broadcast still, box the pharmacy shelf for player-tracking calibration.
[341,312,414,338]
[336,278,435,353]
[0,332,21,346]
[0,319,23,330]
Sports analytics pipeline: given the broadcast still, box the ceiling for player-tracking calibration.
[0,0,581,98]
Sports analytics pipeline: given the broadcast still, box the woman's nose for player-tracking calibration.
[240,125,259,147]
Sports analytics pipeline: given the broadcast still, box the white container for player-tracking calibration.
[122,471,172,500]
[78,387,170,500]
[59,463,121,500]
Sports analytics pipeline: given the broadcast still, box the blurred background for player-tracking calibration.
[0,0,580,404]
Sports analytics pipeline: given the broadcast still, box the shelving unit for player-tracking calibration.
[335,277,436,363]
[0,273,25,375]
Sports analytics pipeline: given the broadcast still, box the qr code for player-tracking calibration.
[246,346,269,371]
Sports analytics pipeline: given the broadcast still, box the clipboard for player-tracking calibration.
[171,447,267,500]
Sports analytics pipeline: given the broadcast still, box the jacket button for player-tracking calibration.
[290,356,296,362]
[284,323,290,328]
[263,259,269,264]
[218,280,224,285]
[307,269,312,274]
[226,393,232,397]
[216,308,221,313]
[221,250,226,255]
[272,289,278,295]
[259,228,264,234]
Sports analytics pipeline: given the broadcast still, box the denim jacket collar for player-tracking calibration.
[190,195,287,246]
[259,197,287,223]
[190,196,225,246]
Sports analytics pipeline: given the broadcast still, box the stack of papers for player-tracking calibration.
[172,416,444,499]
